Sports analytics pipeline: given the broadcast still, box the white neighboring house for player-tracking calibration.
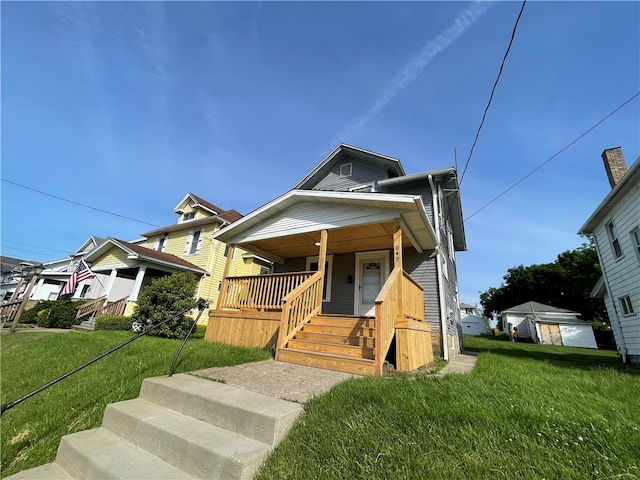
[460,303,487,335]
[30,236,107,301]
[501,301,597,349]
[579,147,640,365]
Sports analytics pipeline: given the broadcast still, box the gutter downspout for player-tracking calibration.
[592,235,628,362]
[429,175,449,361]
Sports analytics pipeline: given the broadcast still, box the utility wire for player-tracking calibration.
[1,239,70,254]
[2,179,161,228]
[459,0,527,186]
[460,91,640,226]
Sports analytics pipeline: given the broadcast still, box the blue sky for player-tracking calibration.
[2,1,639,307]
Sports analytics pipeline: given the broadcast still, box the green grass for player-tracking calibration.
[257,335,640,480]
[0,331,272,477]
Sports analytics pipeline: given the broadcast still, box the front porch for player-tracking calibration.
[206,221,435,375]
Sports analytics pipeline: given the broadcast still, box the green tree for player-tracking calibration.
[479,243,606,322]
[131,272,199,339]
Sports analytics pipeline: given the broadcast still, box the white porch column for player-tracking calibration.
[129,266,147,302]
[33,278,46,300]
[104,269,119,300]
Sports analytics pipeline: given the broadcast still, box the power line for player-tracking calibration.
[1,239,70,254]
[459,0,527,186]
[2,179,161,228]
[461,91,640,225]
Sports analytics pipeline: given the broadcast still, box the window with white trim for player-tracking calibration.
[607,221,623,259]
[619,295,635,316]
[182,211,195,222]
[154,234,168,252]
[339,163,352,178]
[184,229,204,256]
[306,255,333,302]
[631,227,640,262]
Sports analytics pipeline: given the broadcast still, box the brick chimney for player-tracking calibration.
[601,147,627,189]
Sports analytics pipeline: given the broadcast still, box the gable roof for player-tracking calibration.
[71,236,105,257]
[212,189,438,262]
[173,192,224,215]
[293,144,405,190]
[579,156,640,234]
[84,238,206,274]
[504,301,579,316]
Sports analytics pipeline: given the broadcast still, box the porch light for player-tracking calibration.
[315,242,321,246]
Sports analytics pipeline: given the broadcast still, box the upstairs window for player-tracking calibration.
[184,229,204,256]
[183,211,195,222]
[154,234,168,252]
[631,227,640,262]
[619,295,635,316]
[339,163,352,178]
[607,221,623,259]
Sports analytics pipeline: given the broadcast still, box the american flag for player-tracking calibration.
[61,260,94,296]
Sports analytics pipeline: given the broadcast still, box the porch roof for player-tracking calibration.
[212,190,437,263]
[84,238,207,274]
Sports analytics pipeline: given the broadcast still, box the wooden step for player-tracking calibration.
[278,349,375,376]
[311,316,375,329]
[295,331,376,348]
[302,324,375,337]
[287,339,375,359]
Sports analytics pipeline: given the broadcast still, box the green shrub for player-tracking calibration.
[191,324,207,340]
[24,300,86,329]
[131,272,199,339]
[95,315,133,331]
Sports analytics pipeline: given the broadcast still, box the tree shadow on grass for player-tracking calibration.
[465,337,640,376]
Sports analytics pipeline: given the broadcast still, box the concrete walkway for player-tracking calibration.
[0,327,72,335]
[192,351,479,404]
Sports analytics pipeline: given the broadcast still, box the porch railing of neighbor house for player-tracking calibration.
[2,300,208,417]
[75,296,107,320]
[220,272,315,311]
[402,271,425,321]
[277,271,324,351]
[101,297,129,317]
[0,300,22,327]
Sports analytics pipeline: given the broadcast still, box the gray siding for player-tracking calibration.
[377,180,435,225]
[275,253,355,315]
[313,158,393,191]
[404,248,440,333]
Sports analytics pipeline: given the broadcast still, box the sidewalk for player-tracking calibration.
[192,351,479,404]
[0,327,72,335]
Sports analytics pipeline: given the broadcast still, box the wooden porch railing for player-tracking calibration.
[101,297,128,317]
[75,296,107,320]
[276,271,324,356]
[220,272,315,311]
[0,301,22,327]
[75,296,128,320]
[374,268,426,375]
[402,270,425,321]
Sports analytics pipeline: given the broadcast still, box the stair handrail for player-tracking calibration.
[374,267,403,375]
[102,296,129,317]
[0,300,23,327]
[276,271,323,355]
[75,296,107,319]
[1,299,209,417]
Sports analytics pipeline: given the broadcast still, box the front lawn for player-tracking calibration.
[0,331,272,477]
[258,335,640,479]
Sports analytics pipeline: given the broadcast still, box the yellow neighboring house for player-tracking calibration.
[83,193,270,321]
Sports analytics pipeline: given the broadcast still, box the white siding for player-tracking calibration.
[235,202,399,242]
[462,316,486,335]
[593,186,640,362]
[559,324,597,349]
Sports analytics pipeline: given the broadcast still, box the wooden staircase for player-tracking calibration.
[277,314,377,375]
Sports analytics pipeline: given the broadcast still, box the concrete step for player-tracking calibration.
[295,331,376,348]
[102,398,272,480]
[70,324,94,332]
[288,338,375,359]
[56,427,195,479]
[139,374,303,446]
[278,348,375,375]
[5,463,72,479]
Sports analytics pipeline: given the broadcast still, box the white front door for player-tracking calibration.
[355,251,390,317]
